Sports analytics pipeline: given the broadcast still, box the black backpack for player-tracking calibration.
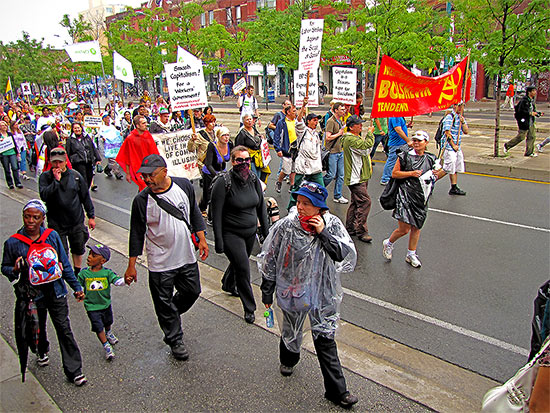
[434,116,446,149]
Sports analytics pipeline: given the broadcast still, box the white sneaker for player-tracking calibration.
[503,146,509,155]
[405,253,422,268]
[333,197,349,204]
[529,153,538,157]
[536,144,543,153]
[382,239,393,260]
[37,354,49,367]
[104,343,115,360]
[106,330,119,345]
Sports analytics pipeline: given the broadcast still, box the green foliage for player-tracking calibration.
[60,14,94,42]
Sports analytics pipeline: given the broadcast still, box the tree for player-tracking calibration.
[454,0,550,156]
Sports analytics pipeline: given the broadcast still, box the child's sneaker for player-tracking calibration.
[104,343,115,360]
[73,374,88,386]
[106,330,119,345]
[37,354,49,367]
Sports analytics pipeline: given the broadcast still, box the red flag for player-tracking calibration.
[371,56,471,118]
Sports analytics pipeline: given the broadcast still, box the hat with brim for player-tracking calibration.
[346,115,365,128]
[137,154,167,174]
[306,113,321,123]
[159,107,170,114]
[411,130,430,142]
[291,181,329,210]
[87,243,111,261]
[50,147,67,162]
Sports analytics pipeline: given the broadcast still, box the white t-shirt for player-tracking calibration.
[239,94,257,123]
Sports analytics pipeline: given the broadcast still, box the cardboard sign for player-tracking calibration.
[153,130,200,180]
[293,70,318,107]
[298,19,324,72]
[21,82,32,96]
[232,77,247,95]
[332,67,357,105]
[83,115,102,128]
[260,138,271,166]
[165,61,208,111]
[0,137,15,154]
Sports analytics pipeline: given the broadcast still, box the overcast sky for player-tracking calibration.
[1,0,142,48]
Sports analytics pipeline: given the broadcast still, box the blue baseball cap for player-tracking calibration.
[87,243,111,261]
[291,181,329,210]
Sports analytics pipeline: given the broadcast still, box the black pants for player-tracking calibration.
[200,172,213,214]
[222,231,256,314]
[148,262,201,346]
[36,288,83,381]
[72,162,94,188]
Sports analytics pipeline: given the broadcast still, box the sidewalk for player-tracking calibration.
[0,187,499,412]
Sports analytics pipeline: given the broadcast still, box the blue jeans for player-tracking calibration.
[381,146,399,184]
[0,153,21,187]
[323,152,344,199]
[370,134,386,159]
[19,149,27,172]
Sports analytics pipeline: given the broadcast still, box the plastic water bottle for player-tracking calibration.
[264,307,274,328]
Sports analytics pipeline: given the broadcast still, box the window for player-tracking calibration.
[257,0,275,9]
[267,0,275,8]
[235,6,241,24]
[208,10,214,24]
[200,12,206,28]
[226,8,232,25]
[256,0,265,8]
[106,7,113,13]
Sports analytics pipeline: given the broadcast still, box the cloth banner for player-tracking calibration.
[293,70,318,107]
[153,130,200,180]
[260,138,271,166]
[113,51,135,85]
[298,19,324,72]
[332,67,357,105]
[65,41,103,63]
[371,55,471,118]
[165,59,208,111]
[21,83,31,96]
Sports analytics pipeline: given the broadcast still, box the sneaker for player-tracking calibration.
[171,341,189,360]
[280,364,294,376]
[528,153,538,157]
[380,181,388,186]
[16,184,24,189]
[104,343,115,360]
[449,187,467,196]
[91,185,98,192]
[244,311,255,324]
[115,174,124,180]
[73,374,88,386]
[536,144,543,153]
[106,330,119,345]
[382,239,393,260]
[37,354,49,367]
[333,197,349,204]
[276,181,282,193]
[405,253,422,268]
[503,146,509,155]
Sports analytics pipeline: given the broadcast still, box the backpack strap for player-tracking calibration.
[11,228,52,246]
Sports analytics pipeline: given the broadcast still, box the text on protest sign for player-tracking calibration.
[332,67,357,105]
[293,70,319,107]
[83,116,102,128]
[165,61,208,111]
[232,78,247,95]
[0,137,15,154]
[298,19,324,72]
[153,130,200,180]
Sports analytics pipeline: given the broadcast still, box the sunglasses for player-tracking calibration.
[235,157,251,164]
[300,181,324,195]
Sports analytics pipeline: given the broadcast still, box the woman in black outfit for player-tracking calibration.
[211,145,269,324]
[65,122,100,188]
[201,126,233,216]
[235,114,263,179]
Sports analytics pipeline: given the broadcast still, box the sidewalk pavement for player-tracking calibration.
[1,187,499,412]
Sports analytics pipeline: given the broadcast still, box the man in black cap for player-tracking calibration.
[123,154,208,360]
[504,86,543,157]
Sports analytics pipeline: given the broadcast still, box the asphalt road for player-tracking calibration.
[4,147,548,385]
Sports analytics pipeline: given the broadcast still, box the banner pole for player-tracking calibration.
[370,45,382,124]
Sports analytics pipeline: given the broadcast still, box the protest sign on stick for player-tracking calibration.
[165,59,208,111]
[294,70,318,107]
[153,130,200,180]
[332,67,357,105]
[232,77,247,95]
[298,19,324,72]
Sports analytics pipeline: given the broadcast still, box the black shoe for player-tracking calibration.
[115,174,124,180]
[91,185,98,192]
[449,187,466,196]
[16,184,24,189]
[8,185,14,189]
[357,234,373,243]
[171,341,189,360]
[279,364,294,376]
[244,312,255,324]
[276,181,282,193]
[104,168,113,177]
[325,392,359,408]
[222,286,239,297]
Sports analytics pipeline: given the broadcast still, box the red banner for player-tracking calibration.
[371,55,471,118]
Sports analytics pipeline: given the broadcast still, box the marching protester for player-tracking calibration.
[187,113,216,172]
[235,113,264,180]
[149,107,173,134]
[323,102,348,203]
[98,114,124,180]
[10,120,30,181]
[238,85,260,128]
[2,199,87,386]
[371,117,388,161]
[184,108,205,130]
[0,120,23,189]
[120,110,133,138]
[124,154,208,360]
[380,116,412,185]
[66,121,101,189]
[258,181,359,408]
[442,102,469,196]
[210,146,269,322]
[382,131,446,268]
[267,100,291,143]
[504,86,543,157]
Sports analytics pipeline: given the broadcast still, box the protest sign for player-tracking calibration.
[371,55,471,117]
[0,136,15,154]
[332,67,357,105]
[298,19,324,72]
[232,77,247,95]
[153,130,200,180]
[260,138,271,166]
[113,51,135,85]
[83,115,102,128]
[293,70,318,107]
[165,60,208,111]
[65,41,102,63]
[21,83,32,96]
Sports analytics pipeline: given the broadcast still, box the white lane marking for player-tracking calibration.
[93,197,531,356]
[92,197,131,215]
[429,208,550,233]
[343,287,529,357]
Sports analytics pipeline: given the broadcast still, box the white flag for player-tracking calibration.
[113,51,135,85]
[177,46,200,64]
[65,41,102,63]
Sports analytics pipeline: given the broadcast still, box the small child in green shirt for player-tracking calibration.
[77,243,125,360]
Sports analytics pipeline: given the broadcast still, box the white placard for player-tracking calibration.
[260,138,271,166]
[113,51,135,85]
[65,41,103,63]
[0,137,15,154]
[293,70,318,107]
[153,131,201,180]
[232,77,247,95]
[83,115,102,128]
[165,61,208,111]
[332,67,357,105]
[298,19,324,72]
[21,82,32,96]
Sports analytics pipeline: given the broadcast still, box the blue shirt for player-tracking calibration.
[442,111,466,150]
[388,117,408,147]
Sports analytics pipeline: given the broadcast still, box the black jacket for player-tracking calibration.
[514,95,536,131]
[39,168,95,229]
[66,133,100,165]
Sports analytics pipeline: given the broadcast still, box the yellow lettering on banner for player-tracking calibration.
[379,80,391,98]
[377,102,409,112]
[438,67,461,104]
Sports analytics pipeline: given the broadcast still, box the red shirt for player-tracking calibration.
[506,84,514,97]
[116,129,159,190]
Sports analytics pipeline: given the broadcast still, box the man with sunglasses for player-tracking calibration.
[124,154,208,360]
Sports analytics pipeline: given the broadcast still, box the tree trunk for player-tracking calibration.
[494,74,502,157]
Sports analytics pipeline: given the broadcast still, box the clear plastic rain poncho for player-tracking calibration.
[258,207,356,352]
